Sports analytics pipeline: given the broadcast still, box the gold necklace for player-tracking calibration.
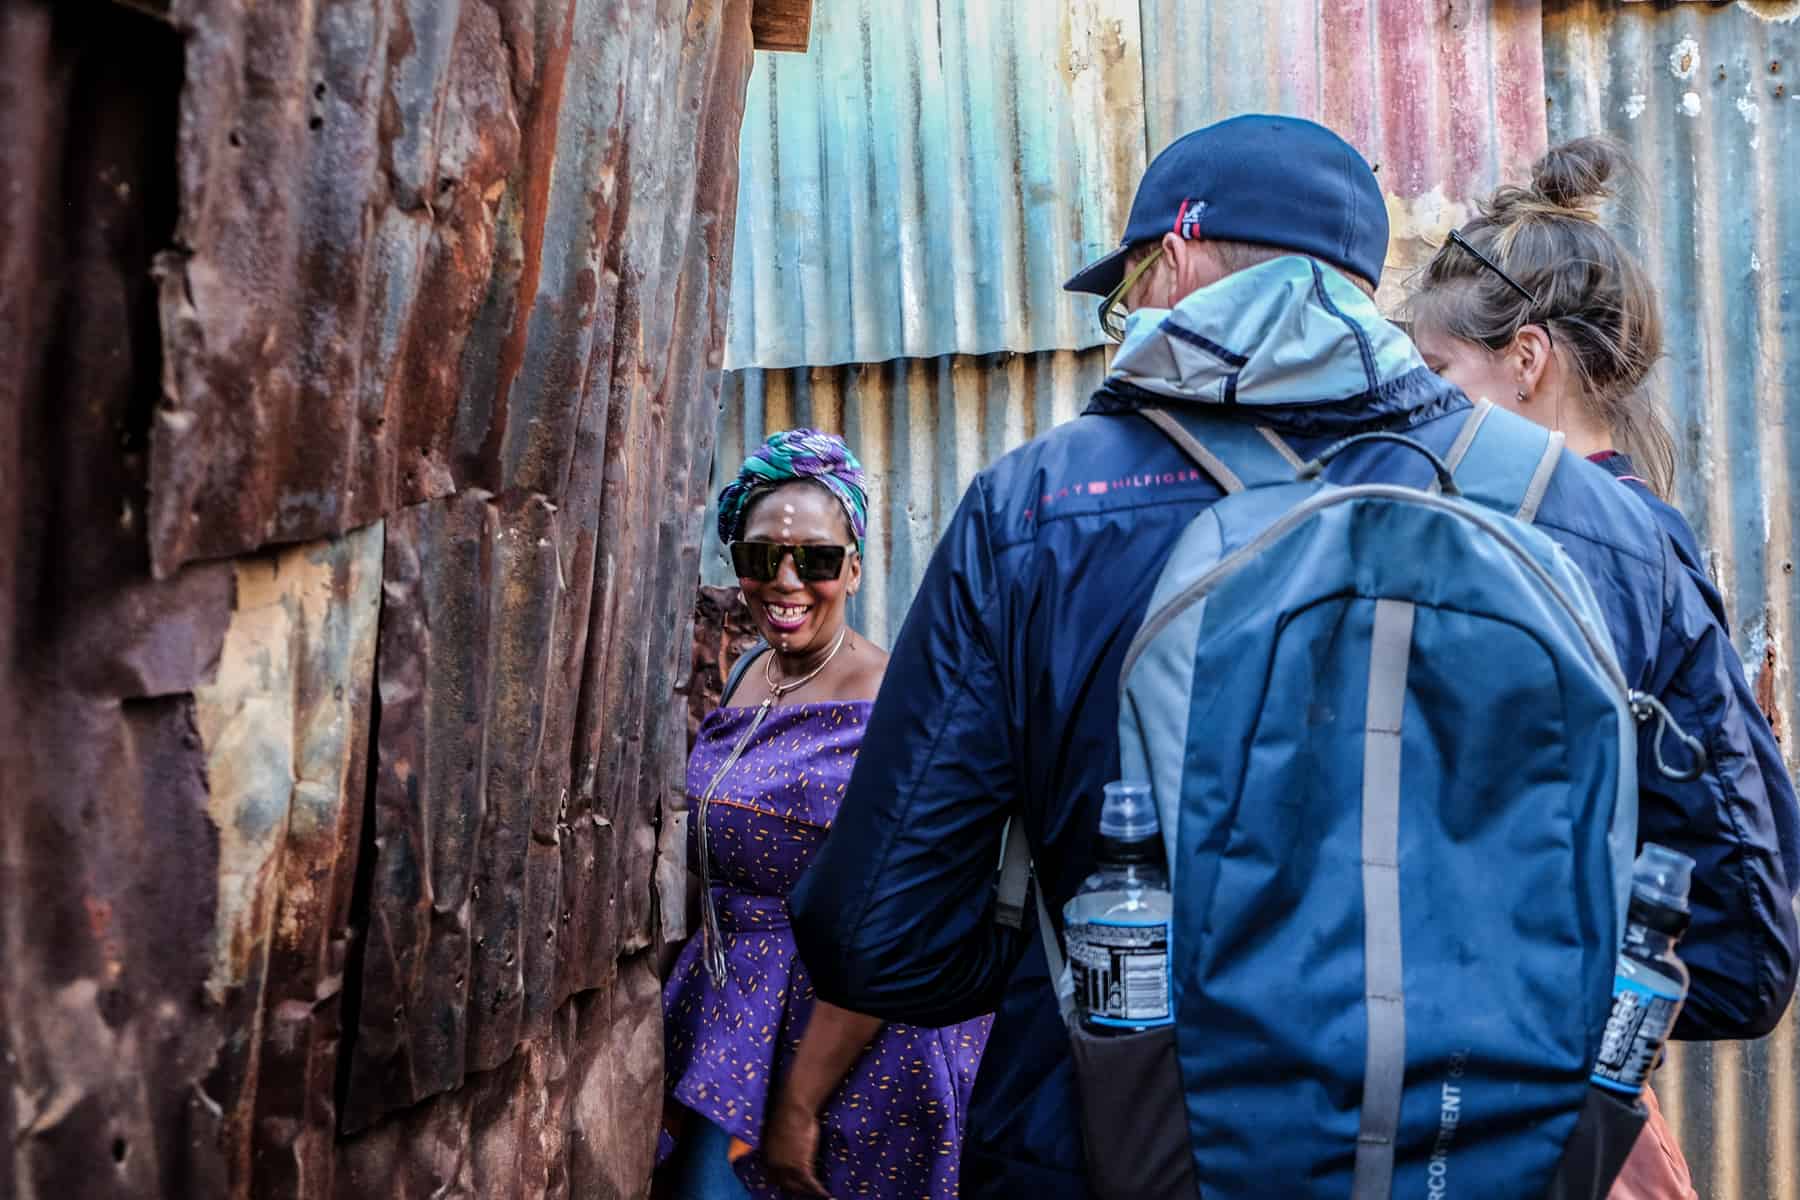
[763,625,849,699]
[694,624,851,983]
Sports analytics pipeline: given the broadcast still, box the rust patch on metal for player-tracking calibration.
[1756,634,1785,746]
[751,0,814,52]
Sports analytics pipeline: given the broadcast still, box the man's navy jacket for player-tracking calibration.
[789,259,1799,1200]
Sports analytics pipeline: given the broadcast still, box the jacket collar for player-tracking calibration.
[1088,256,1464,438]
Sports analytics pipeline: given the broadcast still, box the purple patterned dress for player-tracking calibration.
[661,700,991,1198]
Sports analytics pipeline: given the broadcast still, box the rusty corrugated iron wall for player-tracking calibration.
[2,0,753,1196]
[1547,3,1800,1195]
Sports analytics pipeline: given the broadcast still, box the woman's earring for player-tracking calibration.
[1516,390,1528,404]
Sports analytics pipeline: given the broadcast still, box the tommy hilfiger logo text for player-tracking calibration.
[1023,468,1209,521]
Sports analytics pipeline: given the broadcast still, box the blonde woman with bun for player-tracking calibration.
[1408,137,1794,1200]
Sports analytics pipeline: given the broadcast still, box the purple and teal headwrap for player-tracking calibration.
[716,428,869,550]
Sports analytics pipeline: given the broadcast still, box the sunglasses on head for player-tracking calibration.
[730,541,855,583]
[1446,230,1556,351]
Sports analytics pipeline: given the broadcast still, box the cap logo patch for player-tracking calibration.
[1175,198,1207,239]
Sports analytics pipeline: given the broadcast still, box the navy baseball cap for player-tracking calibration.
[1064,114,1389,296]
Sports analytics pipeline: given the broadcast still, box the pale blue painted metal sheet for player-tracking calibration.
[1546,3,1799,1197]
[723,0,1145,370]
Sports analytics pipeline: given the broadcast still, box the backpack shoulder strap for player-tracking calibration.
[1139,408,1303,493]
[996,817,1033,929]
[995,817,1073,1021]
[721,642,770,705]
[1440,401,1566,524]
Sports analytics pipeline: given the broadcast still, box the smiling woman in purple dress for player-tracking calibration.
[657,429,990,1200]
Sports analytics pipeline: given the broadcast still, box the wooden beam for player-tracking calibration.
[751,0,813,53]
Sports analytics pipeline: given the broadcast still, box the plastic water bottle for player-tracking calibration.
[1590,843,1696,1095]
[1064,781,1173,1036]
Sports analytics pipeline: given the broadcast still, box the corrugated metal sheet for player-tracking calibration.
[2,9,238,1198]
[1140,0,1550,305]
[193,527,384,1191]
[706,349,1111,645]
[3,0,754,1197]
[1546,4,1800,1196]
[722,0,1146,369]
[725,0,1556,372]
[147,0,747,577]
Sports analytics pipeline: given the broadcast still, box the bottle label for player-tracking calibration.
[1067,918,1173,1027]
[1590,972,1682,1094]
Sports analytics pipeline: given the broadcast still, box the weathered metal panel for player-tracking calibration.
[1545,2,1799,1195]
[192,527,384,1194]
[2,6,235,1197]
[706,349,1111,647]
[336,0,755,1139]
[330,957,662,1200]
[147,0,748,576]
[6,0,754,1197]
[1140,0,1549,308]
[723,0,1147,369]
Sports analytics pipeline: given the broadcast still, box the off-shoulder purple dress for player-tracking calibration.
[661,700,990,1198]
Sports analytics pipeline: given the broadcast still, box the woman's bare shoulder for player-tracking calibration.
[837,635,888,703]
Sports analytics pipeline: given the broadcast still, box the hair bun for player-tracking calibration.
[1528,136,1625,211]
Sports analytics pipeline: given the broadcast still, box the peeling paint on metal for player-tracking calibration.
[192,525,383,1191]
[1548,3,1800,1195]
[1672,36,1703,79]
[1739,0,1800,26]
[723,0,1147,369]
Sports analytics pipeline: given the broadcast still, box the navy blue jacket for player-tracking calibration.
[789,261,1799,1199]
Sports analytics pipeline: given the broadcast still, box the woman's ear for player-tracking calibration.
[1512,325,1555,399]
[846,549,863,597]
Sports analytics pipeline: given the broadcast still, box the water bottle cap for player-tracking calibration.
[1632,842,1694,913]
[1099,781,1159,841]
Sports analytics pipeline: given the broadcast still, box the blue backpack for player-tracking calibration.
[1000,401,1679,1199]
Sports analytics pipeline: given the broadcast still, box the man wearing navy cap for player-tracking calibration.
[789,114,1795,1197]
[1063,113,1386,309]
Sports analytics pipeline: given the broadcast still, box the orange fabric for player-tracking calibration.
[1609,1085,1698,1200]
[726,1136,754,1164]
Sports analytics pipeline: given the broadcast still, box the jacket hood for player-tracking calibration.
[1092,256,1460,438]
